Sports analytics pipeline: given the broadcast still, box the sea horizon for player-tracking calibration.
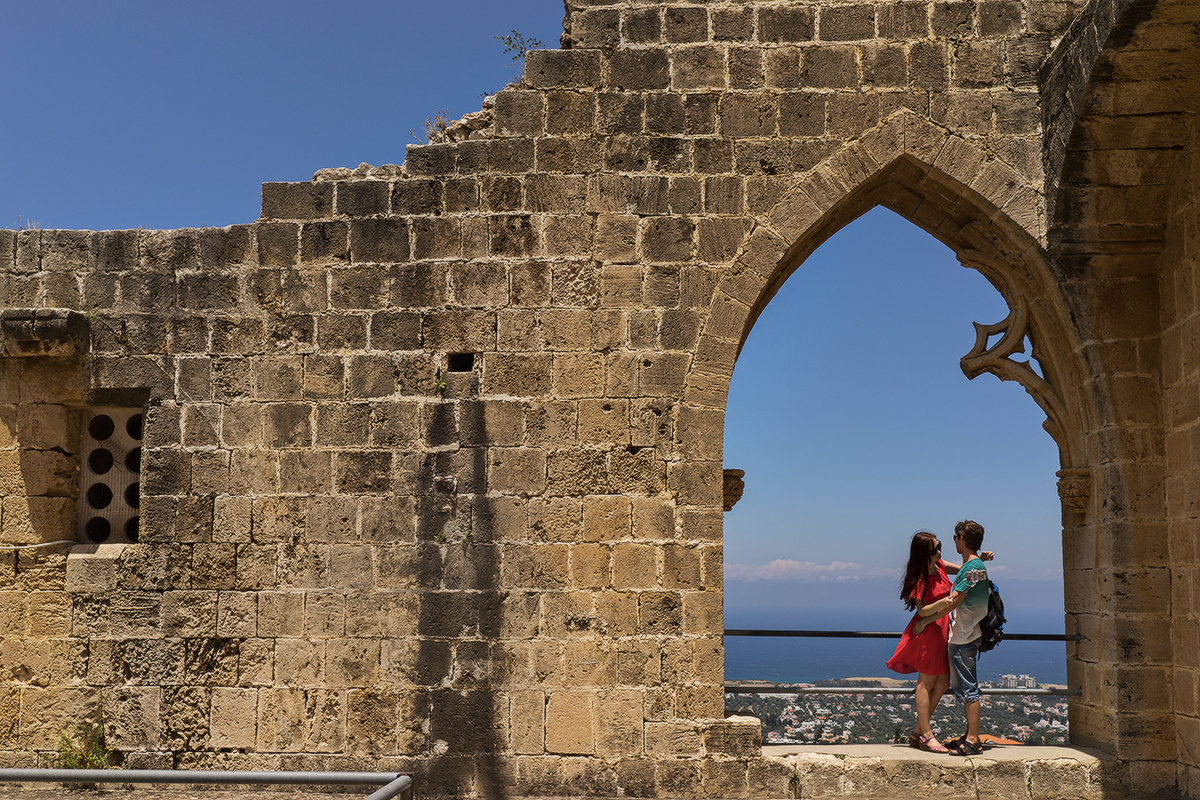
[723,606,1070,686]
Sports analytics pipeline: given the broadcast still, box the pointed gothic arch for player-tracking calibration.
[688,110,1120,751]
[687,111,1096,474]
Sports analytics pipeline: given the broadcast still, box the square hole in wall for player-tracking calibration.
[78,407,143,544]
[447,352,476,372]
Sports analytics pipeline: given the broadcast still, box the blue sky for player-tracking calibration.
[723,208,1064,628]
[2,0,565,230]
[3,2,1065,629]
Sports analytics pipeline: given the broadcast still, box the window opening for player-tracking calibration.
[78,407,143,544]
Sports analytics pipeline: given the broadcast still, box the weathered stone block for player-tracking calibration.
[910,41,950,89]
[546,90,596,136]
[640,218,694,263]
[712,7,752,41]
[526,49,602,88]
[932,0,975,37]
[701,758,749,799]
[672,46,725,90]
[256,222,299,269]
[509,689,546,755]
[759,6,814,42]
[489,447,547,495]
[489,214,537,257]
[697,218,752,267]
[820,4,876,41]
[578,398,628,445]
[502,543,569,590]
[257,591,304,637]
[570,542,611,589]
[210,687,258,748]
[391,179,442,216]
[545,690,595,754]
[623,7,661,44]
[403,143,456,176]
[544,216,593,258]
[495,90,546,138]
[262,182,333,221]
[19,687,100,749]
[597,92,644,135]
[612,542,658,589]
[610,49,671,90]
[646,94,685,134]
[554,353,605,398]
[571,8,620,50]
[802,46,859,88]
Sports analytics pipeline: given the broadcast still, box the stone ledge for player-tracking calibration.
[0,308,89,357]
[765,744,1117,800]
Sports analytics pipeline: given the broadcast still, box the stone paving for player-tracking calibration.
[0,746,1111,799]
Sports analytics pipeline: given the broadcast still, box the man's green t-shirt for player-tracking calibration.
[948,557,989,645]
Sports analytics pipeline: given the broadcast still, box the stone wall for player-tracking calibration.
[1163,95,1200,800]
[1046,2,1200,795]
[0,0,1196,798]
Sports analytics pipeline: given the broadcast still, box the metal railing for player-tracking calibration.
[723,628,1081,696]
[0,768,413,800]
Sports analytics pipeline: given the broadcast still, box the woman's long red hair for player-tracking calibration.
[900,531,940,611]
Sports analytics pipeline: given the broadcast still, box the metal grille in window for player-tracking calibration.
[78,407,143,544]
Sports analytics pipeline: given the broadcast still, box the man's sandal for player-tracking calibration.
[916,734,950,754]
[942,734,966,749]
[951,739,984,756]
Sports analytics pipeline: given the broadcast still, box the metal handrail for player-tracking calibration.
[723,628,1081,696]
[725,628,1080,641]
[725,683,1080,696]
[0,769,413,800]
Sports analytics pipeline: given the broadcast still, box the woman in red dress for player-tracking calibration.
[885,531,957,753]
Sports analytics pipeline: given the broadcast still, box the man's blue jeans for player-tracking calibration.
[949,640,981,704]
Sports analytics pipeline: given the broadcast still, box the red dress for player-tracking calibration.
[886,563,951,675]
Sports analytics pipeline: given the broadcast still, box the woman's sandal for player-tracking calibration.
[908,732,922,749]
[916,734,950,754]
[951,739,984,756]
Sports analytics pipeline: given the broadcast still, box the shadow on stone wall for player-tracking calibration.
[3,357,85,552]
[414,390,505,798]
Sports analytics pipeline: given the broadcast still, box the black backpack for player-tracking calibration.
[978,580,1006,653]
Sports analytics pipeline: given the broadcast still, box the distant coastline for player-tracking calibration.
[837,676,909,686]
[725,633,1069,686]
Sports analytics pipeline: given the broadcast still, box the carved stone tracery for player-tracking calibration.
[956,259,1091,513]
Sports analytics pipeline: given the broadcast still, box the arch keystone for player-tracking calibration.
[859,115,906,167]
[824,145,882,194]
[900,112,952,165]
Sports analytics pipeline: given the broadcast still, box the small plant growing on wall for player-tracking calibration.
[494,29,543,62]
[53,720,122,770]
[410,109,450,144]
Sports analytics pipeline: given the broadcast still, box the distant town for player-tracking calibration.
[726,674,1069,746]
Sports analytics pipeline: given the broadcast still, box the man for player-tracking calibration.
[914,519,989,755]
